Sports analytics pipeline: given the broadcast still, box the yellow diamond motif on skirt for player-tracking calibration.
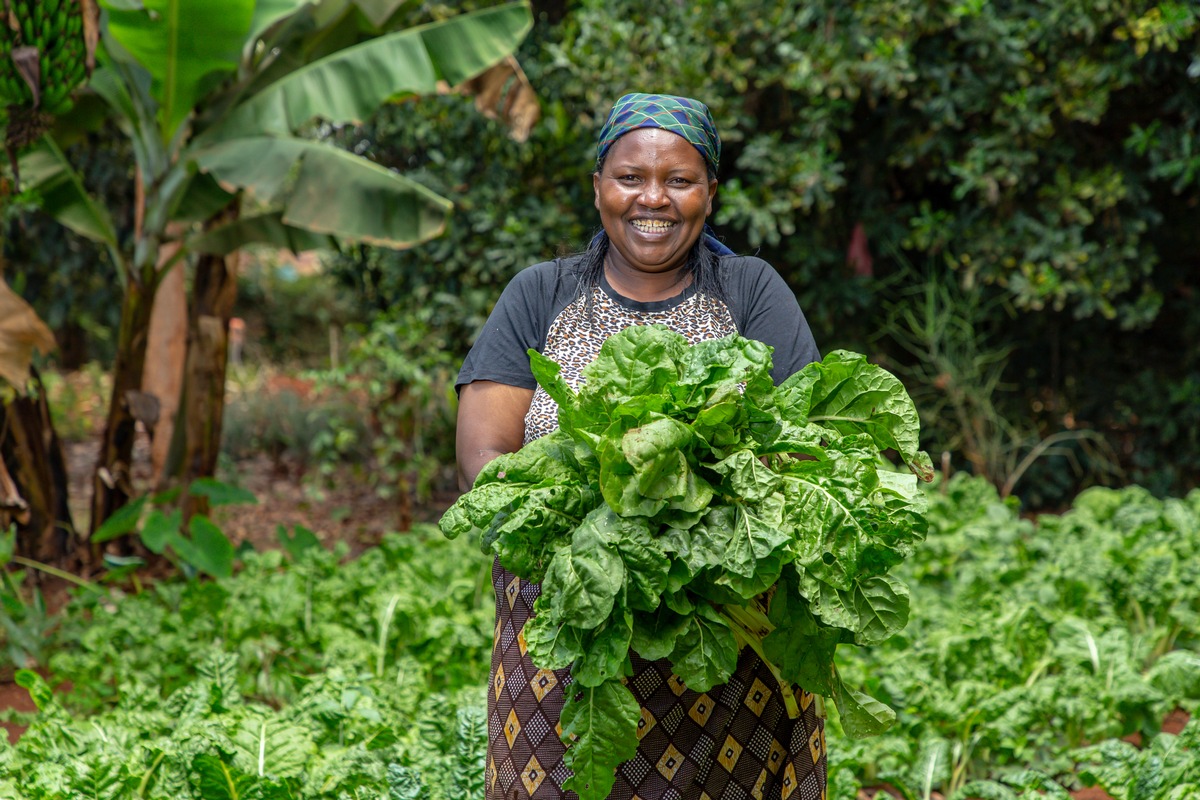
[637,705,657,740]
[493,618,502,646]
[504,708,521,749]
[688,692,715,726]
[752,768,768,800]
[506,576,521,610]
[767,738,786,774]
[517,625,529,655]
[717,734,743,772]
[520,754,546,795]
[531,668,558,701]
[488,757,497,791]
[799,688,814,711]
[744,678,772,716]
[656,743,685,780]
[668,673,688,696]
[809,723,825,765]
[493,663,506,701]
[781,763,797,800]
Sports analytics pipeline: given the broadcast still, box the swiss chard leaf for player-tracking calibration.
[667,603,740,693]
[560,680,641,800]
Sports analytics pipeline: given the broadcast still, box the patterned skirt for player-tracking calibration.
[485,559,827,800]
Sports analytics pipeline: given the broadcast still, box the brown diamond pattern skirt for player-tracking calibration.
[485,559,827,800]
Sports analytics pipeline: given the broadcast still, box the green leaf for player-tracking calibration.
[189,477,258,507]
[14,669,53,711]
[169,515,236,579]
[712,450,782,503]
[831,672,896,738]
[541,507,626,629]
[276,524,323,561]
[781,350,934,481]
[246,0,314,46]
[560,679,640,800]
[667,604,740,693]
[762,574,840,696]
[19,138,119,246]
[530,348,577,410]
[524,599,587,670]
[577,324,687,408]
[198,2,533,143]
[189,211,342,255]
[91,496,148,544]
[798,571,911,646]
[101,0,257,144]
[630,604,691,661]
[0,525,13,568]
[140,508,182,554]
[230,715,315,779]
[572,608,633,687]
[192,754,260,800]
[190,138,452,250]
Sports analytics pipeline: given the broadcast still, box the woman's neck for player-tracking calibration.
[603,259,693,303]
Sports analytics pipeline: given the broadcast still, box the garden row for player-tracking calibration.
[0,475,1196,798]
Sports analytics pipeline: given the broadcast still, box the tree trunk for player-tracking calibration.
[1,368,80,573]
[144,249,188,487]
[89,274,158,536]
[170,246,241,520]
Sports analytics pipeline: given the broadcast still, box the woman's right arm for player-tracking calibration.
[455,380,535,491]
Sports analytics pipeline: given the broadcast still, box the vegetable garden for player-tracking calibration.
[0,474,1196,798]
[1,0,1199,798]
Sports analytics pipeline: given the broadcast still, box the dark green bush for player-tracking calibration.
[331,0,1200,502]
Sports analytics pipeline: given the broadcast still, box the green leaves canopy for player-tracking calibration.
[85,0,534,255]
[440,325,932,799]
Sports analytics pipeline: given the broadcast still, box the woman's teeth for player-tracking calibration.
[632,219,675,233]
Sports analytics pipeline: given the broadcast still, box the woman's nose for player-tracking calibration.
[638,179,667,207]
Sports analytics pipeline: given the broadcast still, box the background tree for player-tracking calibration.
[329,0,1200,506]
[2,0,534,572]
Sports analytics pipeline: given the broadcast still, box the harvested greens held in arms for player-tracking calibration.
[439,325,934,800]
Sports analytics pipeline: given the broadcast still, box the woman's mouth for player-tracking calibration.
[631,219,676,234]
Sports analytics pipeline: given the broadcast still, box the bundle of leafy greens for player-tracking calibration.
[439,325,934,800]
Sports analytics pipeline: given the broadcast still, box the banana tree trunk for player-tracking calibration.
[1,368,80,572]
[169,245,240,520]
[88,272,158,536]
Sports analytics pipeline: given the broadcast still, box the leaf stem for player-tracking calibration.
[718,603,801,718]
[10,556,99,591]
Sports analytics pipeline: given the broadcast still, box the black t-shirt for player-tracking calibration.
[457,254,821,391]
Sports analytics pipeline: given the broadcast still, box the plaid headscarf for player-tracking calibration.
[595,93,721,175]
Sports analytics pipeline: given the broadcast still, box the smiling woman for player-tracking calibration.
[453,93,824,799]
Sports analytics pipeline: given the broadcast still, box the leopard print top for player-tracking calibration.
[523,283,737,444]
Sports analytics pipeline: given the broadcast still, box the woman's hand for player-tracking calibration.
[455,380,534,490]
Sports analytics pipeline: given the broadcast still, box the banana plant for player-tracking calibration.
[23,0,534,547]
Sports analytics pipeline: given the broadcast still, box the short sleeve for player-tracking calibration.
[722,257,821,383]
[456,262,560,391]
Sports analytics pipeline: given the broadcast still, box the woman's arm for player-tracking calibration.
[456,380,535,491]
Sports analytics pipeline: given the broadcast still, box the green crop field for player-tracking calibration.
[0,475,1195,799]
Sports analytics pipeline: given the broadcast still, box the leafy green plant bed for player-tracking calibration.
[0,479,1198,798]
[0,528,494,799]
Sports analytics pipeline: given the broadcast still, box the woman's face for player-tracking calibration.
[593,128,717,277]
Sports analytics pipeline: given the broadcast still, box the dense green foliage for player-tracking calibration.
[828,474,1200,797]
[1,477,1198,796]
[325,0,1200,504]
[0,529,493,798]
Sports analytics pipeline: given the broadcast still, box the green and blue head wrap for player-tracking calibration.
[595,92,721,175]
